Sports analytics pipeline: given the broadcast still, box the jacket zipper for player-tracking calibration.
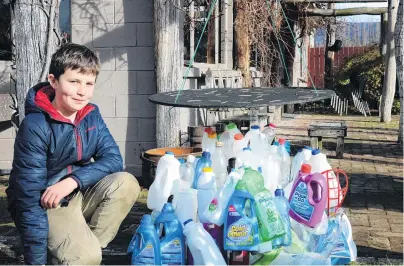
[74,127,83,161]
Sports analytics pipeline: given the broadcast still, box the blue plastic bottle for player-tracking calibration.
[155,202,186,265]
[127,214,161,265]
[224,182,260,252]
[192,151,212,189]
[272,186,292,249]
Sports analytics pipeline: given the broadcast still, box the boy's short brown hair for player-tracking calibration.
[49,43,100,79]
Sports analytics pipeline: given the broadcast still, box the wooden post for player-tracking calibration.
[155,0,182,147]
[336,136,344,158]
[325,3,336,89]
[395,0,403,145]
[380,13,388,55]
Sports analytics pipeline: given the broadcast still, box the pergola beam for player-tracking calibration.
[306,7,388,16]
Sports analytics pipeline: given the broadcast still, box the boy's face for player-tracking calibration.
[48,68,96,114]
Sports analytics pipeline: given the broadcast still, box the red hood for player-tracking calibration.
[34,85,95,125]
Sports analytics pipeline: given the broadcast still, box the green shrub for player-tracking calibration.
[392,99,400,115]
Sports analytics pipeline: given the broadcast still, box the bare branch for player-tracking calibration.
[39,0,56,82]
[306,7,388,16]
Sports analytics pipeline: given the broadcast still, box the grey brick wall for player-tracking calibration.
[71,0,156,177]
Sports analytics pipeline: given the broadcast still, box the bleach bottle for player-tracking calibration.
[192,151,212,189]
[155,203,186,265]
[289,164,329,228]
[197,167,217,223]
[224,180,260,252]
[128,214,161,265]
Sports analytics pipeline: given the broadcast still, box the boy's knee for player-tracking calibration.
[82,247,102,265]
[110,172,140,204]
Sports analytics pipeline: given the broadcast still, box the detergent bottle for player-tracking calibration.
[242,167,285,253]
[289,164,329,228]
[197,167,217,223]
[155,203,186,265]
[192,151,212,189]
[128,214,161,265]
[224,181,260,252]
[290,146,312,182]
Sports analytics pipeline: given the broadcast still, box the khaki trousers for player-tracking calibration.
[47,172,140,265]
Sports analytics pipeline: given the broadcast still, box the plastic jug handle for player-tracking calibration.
[234,198,255,222]
[308,181,323,206]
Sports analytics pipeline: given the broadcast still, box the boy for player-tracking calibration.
[6,43,140,265]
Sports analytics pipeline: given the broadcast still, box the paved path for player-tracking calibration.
[0,114,402,264]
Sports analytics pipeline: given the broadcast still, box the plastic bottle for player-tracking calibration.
[290,146,312,182]
[211,142,228,189]
[204,169,241,226]
[224,187,260,251]
[192,151,212,189]
[197,167,217,223]
[261,145,282,194]
[206,132,217,154]
[309,149,342,209]
[272,186,292,249]
[155,203,186,265]
[244,125,260,148]
[226,123,242,140]
[202,223,227,264]
[232,133,246,158]
[180,155,195,188]
[235,147,258,171]
[173,188,198,226]
[183,219,227,265]
[219,131,233,160]
[242,167,285,252]
[289,164,329,228]
[147,151,180,212]
[128,214,162,265]
[262,123,276,146]
[277,138,291,187]
[202,127,213,151]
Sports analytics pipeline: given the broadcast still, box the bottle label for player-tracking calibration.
[254,192,285,241]
[208,198,218,212]
[290,182,314,221]
[161,237,183,265]
[225,205,255,248]
[133,244,156,265]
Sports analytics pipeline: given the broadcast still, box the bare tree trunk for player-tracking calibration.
[325,4,336,89]
[154,0,181,147]
[380,13,388,55]
[395,0,403,144]
[234,0,252,87]
[207,1,215,64]
[14,0,59,124]
[306,7,387,16]
[381,0,398,123]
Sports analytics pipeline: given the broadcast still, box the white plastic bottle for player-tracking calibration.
[232,133,247,158]
[180,155,195,187]
[197,167,217,223]
[147,151,180,212]
[173,188,198,226]
[182,219,227,265]
[290,146,312,183]
[244,125,261,148]
[309,149,342,208]
[203,169,241,226]
[262,145,282,194]
[235,147,258,170]
[262,123,277,146]
[225,123,242,140]
[211,142,228,189]
[206,132,217,154]
[202,127,213,151]
[277,138,291,187]
[219,131,233,160]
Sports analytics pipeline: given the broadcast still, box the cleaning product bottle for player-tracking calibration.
[232,133,247,158]
[197,167,217,223]
[272,186,292,249]
[261,145,282,194]
[128,214,161,265]
[192,151,212,189]
[147,151,180,213]
[211,142,228,189]
[180,155,195,188]
[173,188,198,226]
[204,169,241,226]
[155,203,186,265]
[262,123,276,146]
[183,219,227,265]
[226,123,242,140]
[224,181,260,252]
[277,138,291,187]
[203,223,228,264]
[290,146,312,182]
[242,167,285,253]
[289,164,328,228]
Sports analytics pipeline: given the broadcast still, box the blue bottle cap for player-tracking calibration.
[251,125,260,130]
[243,147,251,151]
[312,149,321,155]
[178,158,186,164]
[161,202,174,213]
[183,219,193,226]
[304,146,313,151]
[297,148,302,153]
[202,151,211,157]
[273,141,279,146]
[165,151,174,155]
[274,187,285,197]
[258,166,262,173]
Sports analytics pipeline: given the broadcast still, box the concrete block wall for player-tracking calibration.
[71,0,156,177]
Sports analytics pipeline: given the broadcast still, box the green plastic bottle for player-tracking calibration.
[242,167,285,251]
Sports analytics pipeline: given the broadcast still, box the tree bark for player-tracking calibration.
[381,0,398,123]
[395,0,403,144]
[14,0,59,124]
[306,7,387,16]
[207,1,215,64]
[234,0,252,87]
[154,0,181,147]
[285,0,387,2]
[380,13,388,55]
[325,4,336,89]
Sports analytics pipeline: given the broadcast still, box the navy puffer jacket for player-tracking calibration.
[6,82,123,265]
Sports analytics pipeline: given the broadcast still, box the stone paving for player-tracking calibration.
[0,114,402,264]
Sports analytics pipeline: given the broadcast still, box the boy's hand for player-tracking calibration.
[41,177,78,209]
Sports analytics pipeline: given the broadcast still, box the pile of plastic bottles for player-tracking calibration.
[128,123,357,265]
